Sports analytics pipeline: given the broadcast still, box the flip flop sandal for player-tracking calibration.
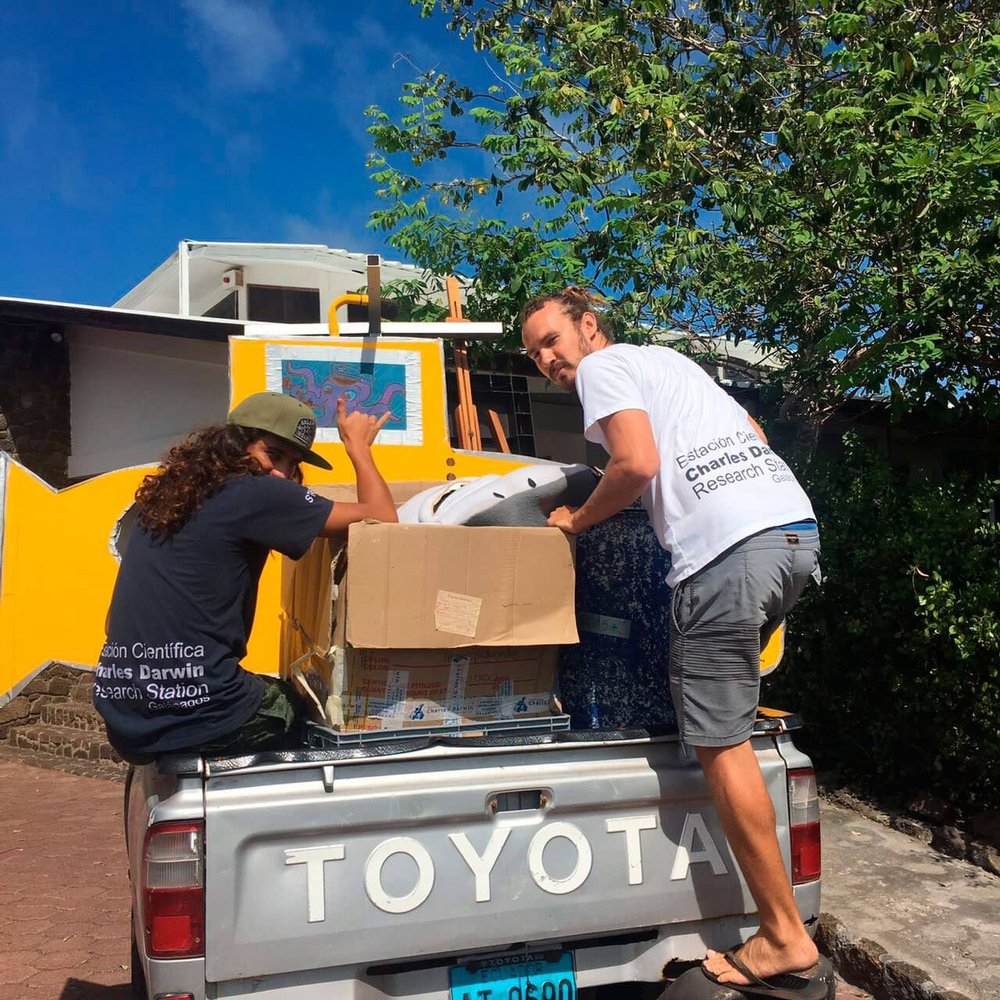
[702,950,828,1000]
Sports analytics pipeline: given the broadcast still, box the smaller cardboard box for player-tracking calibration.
[337,646,559,731]
[280,482,577,732]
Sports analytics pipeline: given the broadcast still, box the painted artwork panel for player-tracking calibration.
[264,345,424,446]
[282,360,407,431]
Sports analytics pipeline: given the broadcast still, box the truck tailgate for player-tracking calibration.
[204,737,790,982]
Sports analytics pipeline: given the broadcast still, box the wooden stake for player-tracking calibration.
[445,276,482,451]
[486,409,511,453]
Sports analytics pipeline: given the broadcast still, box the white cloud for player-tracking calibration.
[281,194,367,250]
[180,0,316,92]
[282,214,357,248]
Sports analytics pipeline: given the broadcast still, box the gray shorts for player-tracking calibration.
[668,523,821,748]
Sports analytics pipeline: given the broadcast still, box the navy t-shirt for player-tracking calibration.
[94,475,333,755]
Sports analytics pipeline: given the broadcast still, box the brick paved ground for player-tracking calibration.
[0,752,871,1000]
[0,758,130,999]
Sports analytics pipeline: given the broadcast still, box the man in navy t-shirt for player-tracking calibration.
[95,391,396,760]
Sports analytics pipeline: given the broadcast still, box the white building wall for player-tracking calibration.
[190,259,433,323]
[67,326,229,478]
[190,261,335,319]
[118,243,438,321]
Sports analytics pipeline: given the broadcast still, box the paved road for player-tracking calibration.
[0,755,870,1000]
[0,759,131,999]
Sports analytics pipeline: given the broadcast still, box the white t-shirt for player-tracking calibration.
[576,344,815,586]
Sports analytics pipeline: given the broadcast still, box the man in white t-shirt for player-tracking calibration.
[522,287,824,998]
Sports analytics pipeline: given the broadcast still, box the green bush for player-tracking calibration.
[768,435,1000,815]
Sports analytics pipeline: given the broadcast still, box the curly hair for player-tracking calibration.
[135,424,263,537]
[519,286,615,341]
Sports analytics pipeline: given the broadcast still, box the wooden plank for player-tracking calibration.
[445,276,482,450]
[486,408,511,454]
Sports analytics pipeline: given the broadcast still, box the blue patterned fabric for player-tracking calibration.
[559,506,677,731]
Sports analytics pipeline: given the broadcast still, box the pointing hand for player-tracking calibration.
[337,396,391,452]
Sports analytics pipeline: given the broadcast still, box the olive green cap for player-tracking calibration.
[227,391,332,470]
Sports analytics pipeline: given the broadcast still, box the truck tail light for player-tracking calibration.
[143,821,205,959]
[788,768,821,884]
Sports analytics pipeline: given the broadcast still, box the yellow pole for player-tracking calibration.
[327,293,369,335]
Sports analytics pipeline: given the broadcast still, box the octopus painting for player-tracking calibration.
[282,360,406,428]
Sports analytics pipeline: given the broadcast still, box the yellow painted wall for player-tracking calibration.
[0,461,151,696]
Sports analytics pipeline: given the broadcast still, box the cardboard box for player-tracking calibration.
[280,482,577,732]
[342,520,578,648]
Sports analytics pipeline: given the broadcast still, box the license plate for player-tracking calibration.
[449,950,576,1000]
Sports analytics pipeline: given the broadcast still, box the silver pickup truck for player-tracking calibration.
[126,715,821,1000]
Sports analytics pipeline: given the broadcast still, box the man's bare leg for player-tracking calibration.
[697,741,819,984]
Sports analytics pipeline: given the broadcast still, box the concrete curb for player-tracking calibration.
[818,914,973,1000]
[819,795,1000,1000]
[821,787,1000,880]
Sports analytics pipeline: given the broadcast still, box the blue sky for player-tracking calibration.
[0,1,485,306]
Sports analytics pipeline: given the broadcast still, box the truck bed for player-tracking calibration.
[146,725,820,996]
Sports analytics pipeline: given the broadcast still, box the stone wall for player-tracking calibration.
[0,662,94,740]
[0,321,71,486]
[0,405,17,460]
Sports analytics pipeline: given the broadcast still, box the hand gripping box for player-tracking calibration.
[280,483,578,733]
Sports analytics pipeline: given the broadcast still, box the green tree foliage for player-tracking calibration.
[769,435,1000,813]
[368,0,1000,420]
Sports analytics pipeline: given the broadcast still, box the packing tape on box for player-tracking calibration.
[447,655,470,702]
[385,670,409,721]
